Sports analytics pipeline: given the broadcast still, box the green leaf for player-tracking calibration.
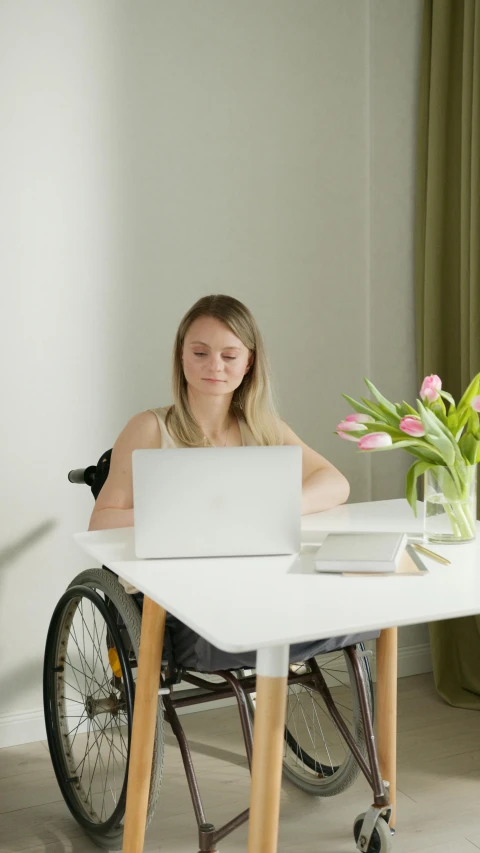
[439,390,456,407]
[342,394,380,419]
[357,439,424,453]
[363,379,399,416]
[424,432,455,465]
[468,409,480,433]
[360,398,399,427]
[403,442,445,463]
[403,446,446,464]
[417,400,459,466]
[401,400,419,416]
[459,433,479,465]
[430,399,448,425]
[457,372,480,413]
[361,423,406,439]
[447,409,459,435]
[406,460,434,516]
[378,403,401,425]
[456,407,471,436]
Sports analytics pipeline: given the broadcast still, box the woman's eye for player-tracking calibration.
[223,356,236,360]
[194,352,206,357]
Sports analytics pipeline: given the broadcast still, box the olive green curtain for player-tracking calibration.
[415,0,480,708]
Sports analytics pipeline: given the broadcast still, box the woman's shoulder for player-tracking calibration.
[147,405,172,422]
[111,409,163,454]
[145,405,181,447]
[118,406,172,443]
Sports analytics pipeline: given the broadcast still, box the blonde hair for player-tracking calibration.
[165,295,282,446]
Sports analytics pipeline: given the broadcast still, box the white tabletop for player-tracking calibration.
[74,499,480,653]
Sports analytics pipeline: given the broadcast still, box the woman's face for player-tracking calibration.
[182,315,253,398]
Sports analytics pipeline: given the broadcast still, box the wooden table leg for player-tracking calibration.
[247,646,289,853]
[122,596,166,853]
[376,627,398,829]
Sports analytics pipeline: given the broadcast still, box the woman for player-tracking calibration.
[86,295,363,670]
[89,293,349,533]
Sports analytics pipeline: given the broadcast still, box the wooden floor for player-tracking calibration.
[1,673,480,853]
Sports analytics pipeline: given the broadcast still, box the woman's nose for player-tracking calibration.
[211,354,224,371]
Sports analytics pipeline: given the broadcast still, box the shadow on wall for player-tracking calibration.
[0,520,57,571]
[0,521,57,706]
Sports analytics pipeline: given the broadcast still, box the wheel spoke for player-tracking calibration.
[63,712,89,740]
[79,600,110,697]
[90,720,118,819]
[308,692,337,770]
[70,618,101,695]
[92,724,121,815]
[65,657,109,698]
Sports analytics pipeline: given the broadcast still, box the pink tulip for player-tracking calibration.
[336,419,367,433]
[336,419,367,443]
[358,432,393,450]
[471,395,480,413]
[420,374,442,402]
[345,413,374,424]
[399,416,425,437]
[337,429,361,442]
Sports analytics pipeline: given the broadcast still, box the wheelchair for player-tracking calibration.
[43,448,393,853]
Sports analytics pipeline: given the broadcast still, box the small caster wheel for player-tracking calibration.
[353,812,392,853]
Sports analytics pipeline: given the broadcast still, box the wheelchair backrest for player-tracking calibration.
[91,449,113,500]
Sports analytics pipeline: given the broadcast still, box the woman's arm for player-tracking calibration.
[88,411,161,531]
[280,421,350,515]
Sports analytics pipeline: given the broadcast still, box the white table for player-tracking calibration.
[75,499,480,853]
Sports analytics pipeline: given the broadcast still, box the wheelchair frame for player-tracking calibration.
[159,654,388,852]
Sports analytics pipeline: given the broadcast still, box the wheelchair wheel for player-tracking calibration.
[43,568,164,849]
[282,646,373,796]
[247,644,373,797]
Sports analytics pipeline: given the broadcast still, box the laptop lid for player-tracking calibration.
[132,445,302,559]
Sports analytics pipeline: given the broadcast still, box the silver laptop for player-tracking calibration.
[132,446,302,559]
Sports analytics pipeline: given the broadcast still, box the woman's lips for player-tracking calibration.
[203,379,225,383]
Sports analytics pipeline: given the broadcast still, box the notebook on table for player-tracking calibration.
[313,533,427,576]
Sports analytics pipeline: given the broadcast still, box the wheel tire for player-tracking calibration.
[353,812,392,853]
[43,568,164,849]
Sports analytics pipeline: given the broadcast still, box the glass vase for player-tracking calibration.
[424,464,477,544]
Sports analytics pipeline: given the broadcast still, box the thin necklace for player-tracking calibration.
[203,416,231,447]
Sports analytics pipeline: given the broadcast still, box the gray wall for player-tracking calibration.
[0,0,424,747]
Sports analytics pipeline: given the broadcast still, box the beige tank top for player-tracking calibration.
[147,405,259,447]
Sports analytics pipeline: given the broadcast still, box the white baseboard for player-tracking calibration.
[398,641,432,678]
[0,707,47,749]
[0,643,433,749]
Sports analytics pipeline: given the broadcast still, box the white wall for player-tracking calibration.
[369,0,427,654]
[0,0,424,747]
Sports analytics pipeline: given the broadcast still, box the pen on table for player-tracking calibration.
[410,542,451,565]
